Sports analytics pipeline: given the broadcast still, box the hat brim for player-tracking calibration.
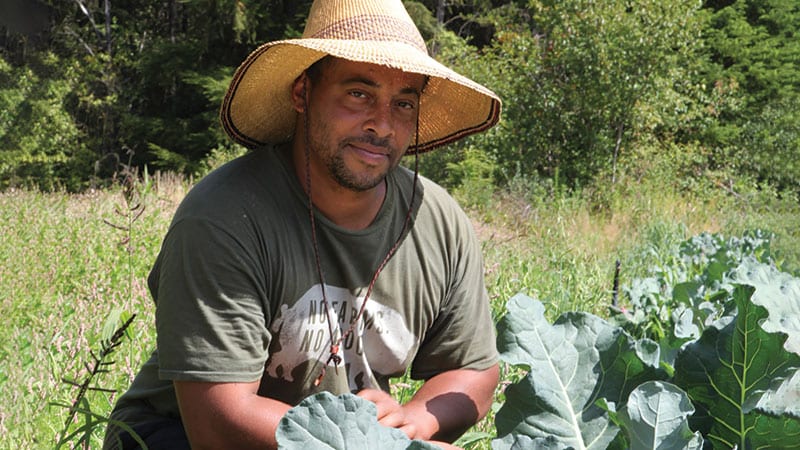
[220,39,501,153]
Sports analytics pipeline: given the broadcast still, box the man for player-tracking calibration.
[104,0,502,448]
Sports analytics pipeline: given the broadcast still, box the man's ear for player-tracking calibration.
[291,72,309,113]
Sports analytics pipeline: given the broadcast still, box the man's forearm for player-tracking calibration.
[175,380,291,450]
[175,364,499,448]
[402,364,500,442]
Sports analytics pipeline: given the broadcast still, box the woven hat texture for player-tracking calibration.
[220,0,501,153]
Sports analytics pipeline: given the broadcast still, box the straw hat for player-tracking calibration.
[219,0,501,154]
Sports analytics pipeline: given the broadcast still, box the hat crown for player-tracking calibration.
[302,0,428,53]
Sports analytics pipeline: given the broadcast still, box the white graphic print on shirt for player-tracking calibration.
[267,284,417,390]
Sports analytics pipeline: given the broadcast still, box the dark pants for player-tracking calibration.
[106,417,190,450]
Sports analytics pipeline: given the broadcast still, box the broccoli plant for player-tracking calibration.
[493,231,800,449]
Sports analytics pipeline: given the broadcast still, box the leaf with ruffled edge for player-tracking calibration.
[729,259,800,419]
[730,258,800,355]
[492,294,663,450]
[277,392,441,450]
[673,284,800,449]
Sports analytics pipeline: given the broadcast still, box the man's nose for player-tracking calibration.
[363,102,395,138]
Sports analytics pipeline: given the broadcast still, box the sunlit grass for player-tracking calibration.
[0,175,188,449]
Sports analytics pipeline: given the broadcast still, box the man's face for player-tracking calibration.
[299,58,426,192]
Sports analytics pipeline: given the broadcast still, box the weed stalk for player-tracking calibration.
[55,315,136,448]
[55,154,145,448]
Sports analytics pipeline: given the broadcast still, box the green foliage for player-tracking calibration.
[1,0,311,189]
[277,392,441,449]
[534,0,706,183]
[493,230,800,449]
[435,0,708,187]
[609,230,778,355]
[493,295,662,450]
[703,0,800,109]
[2,0,796,194]
[617,381,703,450]
[674,285,800,449]
[117,40,239,175]
[447,146,496,212]
[737,92,800,191]
[0,53,94,190]
[700,0,800,192]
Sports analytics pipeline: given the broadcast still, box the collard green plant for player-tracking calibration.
[673,284,800,449]
[276,392,441,450]
[610,230,778,367]
[492,294,662,450]
[729,257,800,355]
[496,231,800,450]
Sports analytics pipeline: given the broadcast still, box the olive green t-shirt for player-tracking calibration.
[108,147,497,432]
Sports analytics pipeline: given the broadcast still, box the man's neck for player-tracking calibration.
[285,145,388,231]
[308,177,387,231]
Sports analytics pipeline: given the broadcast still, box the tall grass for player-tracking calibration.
[1,168,797,449]
[0,172,188,449]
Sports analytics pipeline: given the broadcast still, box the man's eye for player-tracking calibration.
[397,100,416,110]
[349,91,367,99]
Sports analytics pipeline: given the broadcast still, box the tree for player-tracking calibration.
[700,0,800,191]
[1,0,317,189]
[437,0,707,187]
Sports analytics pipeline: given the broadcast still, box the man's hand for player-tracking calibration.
[357,388,419,437]
[357,388,464,449]
[357,364,499,446]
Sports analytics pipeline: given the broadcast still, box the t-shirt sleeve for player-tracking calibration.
[410,207,498,380]
[154,217,270,383]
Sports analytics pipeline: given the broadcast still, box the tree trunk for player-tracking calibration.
[169,0,177,43]
[103,0,111,55]
[436,0,446,25]
[612,122,624,184]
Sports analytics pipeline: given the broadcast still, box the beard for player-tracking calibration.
[306,113,403,192]
[324,135,398,192]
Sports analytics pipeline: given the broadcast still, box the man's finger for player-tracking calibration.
[357,389,398,417]
[356,388,390,402]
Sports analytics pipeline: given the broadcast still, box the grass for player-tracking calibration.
[0,172,187,449]
[1,168,797,449]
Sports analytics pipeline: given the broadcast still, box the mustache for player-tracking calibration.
[342,135,393,151]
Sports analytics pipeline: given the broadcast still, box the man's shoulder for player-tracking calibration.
[390,166,473,232]
[392,165,458,207]
[168,149,296,234]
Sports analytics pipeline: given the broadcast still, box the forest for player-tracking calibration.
[1,0,798,195]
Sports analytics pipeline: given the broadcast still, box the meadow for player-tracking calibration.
[1,168,798,449]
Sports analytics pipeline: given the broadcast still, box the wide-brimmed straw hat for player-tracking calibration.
[219,0,501,154]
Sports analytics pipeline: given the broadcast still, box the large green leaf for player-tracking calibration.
[276,392,440,450]
[492,434,561,450]
[493,294,661,450]
[619,381,703,450]
[730,259,800,419]
[673,284,800,449]
[730,258,800,355]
